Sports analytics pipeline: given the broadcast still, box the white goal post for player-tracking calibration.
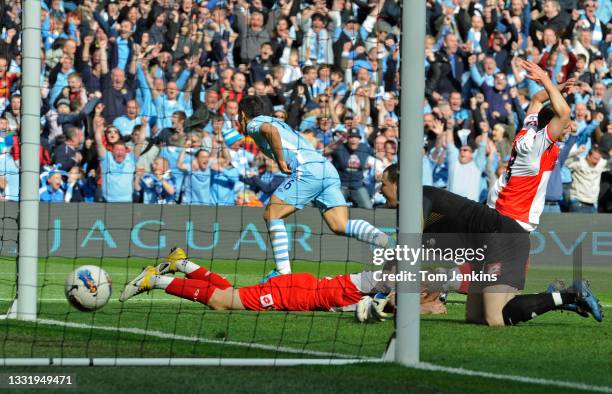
[15,0,41,322]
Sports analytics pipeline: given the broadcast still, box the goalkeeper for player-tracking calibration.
[379,164,603,325]
[120,248,385,314]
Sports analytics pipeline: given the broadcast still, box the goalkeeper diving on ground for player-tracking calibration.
[119,247,393,321]
[119,245,601,325]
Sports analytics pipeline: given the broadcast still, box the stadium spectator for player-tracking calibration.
[240,157,287,206]
[331,129,374,209]
[3,95,21,133]
[178,142,212,206]
[134,157,176,204]
[544,129,578,212]
[530,0,569,38]
[210,148,239,206]
[566,146,610,212]
[0,141,19,202]
[113,99,148,137]
[302,12,335,66]
[39,170,65,203]
[382,140,398,167]
[224,127,253,178]
[234,0,280,64]
[150,75,196,131]
[100,50,137,123]
[0,55,19,112]
[49,54,76,105]
[52,126,83,172]
[426,32,466,98]
[314,114,334,147]
[64,166,97,203]
[222,100,242,133]
[94,109,137,203]
[250,42,275,84]
[439,119,486,202]
[156,111,187,146]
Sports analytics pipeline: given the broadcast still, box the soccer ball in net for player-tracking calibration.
[65,265,112,311]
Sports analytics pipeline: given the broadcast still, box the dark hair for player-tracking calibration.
[383,163,398,184]
[538,104,555,128]
[173,111,187,121]
[312,13,327,23]
[65,126,79,141]
[239,95,268,119]
[195,148,210,157]
[589,146,603,156]
[303,65,316,75]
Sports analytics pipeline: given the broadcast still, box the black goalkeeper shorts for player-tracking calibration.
[422,186,530,290]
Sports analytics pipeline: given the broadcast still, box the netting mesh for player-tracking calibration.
[2,203,395,360]
[0,0,403,362]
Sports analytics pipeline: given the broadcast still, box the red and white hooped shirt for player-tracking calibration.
[487,113,560,232]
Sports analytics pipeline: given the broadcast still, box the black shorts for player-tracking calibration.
[422,186,530,290]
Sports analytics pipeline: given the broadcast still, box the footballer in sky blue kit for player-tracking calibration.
[239,96,395,280]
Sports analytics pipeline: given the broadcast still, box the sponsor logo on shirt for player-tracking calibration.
[260,293,274,308]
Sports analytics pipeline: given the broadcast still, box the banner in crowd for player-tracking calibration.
[0,203,610,267]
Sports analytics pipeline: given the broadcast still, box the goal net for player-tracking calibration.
[1,202,396,364]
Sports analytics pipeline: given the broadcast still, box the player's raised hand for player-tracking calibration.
[521,59,550,84]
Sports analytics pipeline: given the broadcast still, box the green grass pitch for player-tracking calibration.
[0,257,610,393]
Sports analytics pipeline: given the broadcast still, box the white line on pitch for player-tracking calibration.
[3,299,610,307]
[0,298,193,303]
[413,362,612,393]
[34,318,374,360]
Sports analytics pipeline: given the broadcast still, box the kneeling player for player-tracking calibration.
[120,248,386,315]
[381,165,603,325]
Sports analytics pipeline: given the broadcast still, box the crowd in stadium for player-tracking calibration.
[0,0,609,211]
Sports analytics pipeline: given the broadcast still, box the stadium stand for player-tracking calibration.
[0,0,609,211]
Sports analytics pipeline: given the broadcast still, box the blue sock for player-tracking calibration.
[268,219,291,274]
[345,219,393,248]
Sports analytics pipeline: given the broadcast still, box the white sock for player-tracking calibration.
[345,219,393,248]
[268,219,291,274]
[176,259,201,275]
[152,275,173,289]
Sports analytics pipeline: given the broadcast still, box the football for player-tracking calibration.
[65,265,112,311]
